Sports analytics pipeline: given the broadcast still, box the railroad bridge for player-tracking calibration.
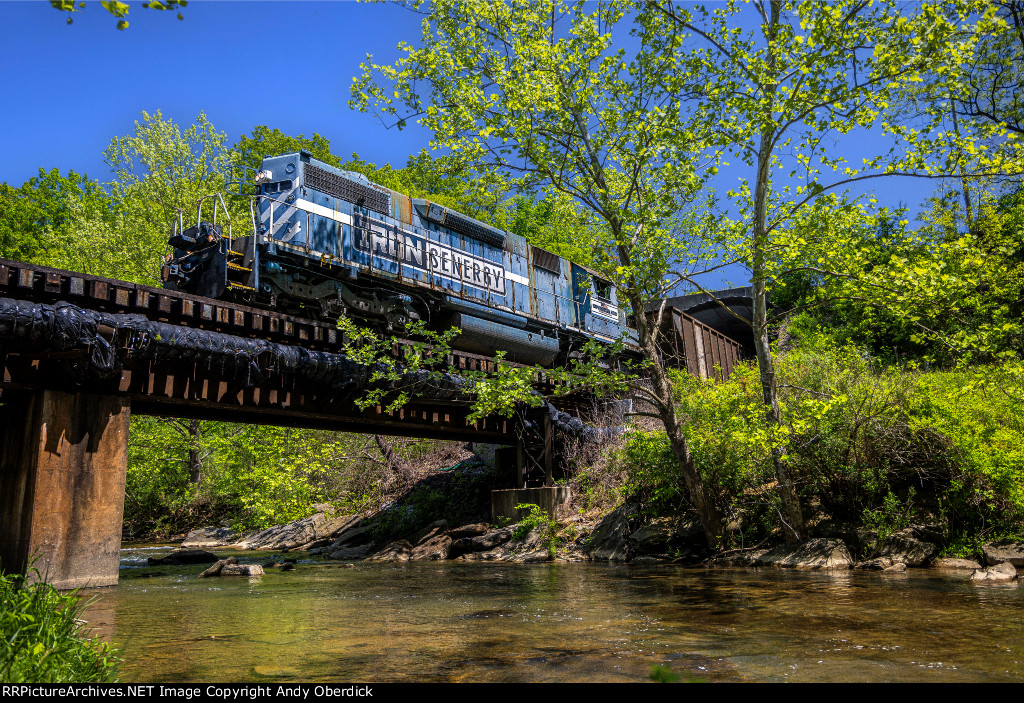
[0,258,743,589]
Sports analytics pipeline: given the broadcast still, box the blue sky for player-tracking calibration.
[1,1,944,290]
[0,1,432,184]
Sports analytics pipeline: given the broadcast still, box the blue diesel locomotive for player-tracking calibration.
[163,151,638,366]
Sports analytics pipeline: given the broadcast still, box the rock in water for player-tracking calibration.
[932,558,983,571]
[219,564,265,577]
[235,512,360,551]
[198,557,239,578]
[448,523,490,540]
[147,549,220,566]
[450,527,515,557]
[324,522,377,555]
[756,538,854,570]
[365,540,413,563]
[628,518,677,556]
[971,562,1018,582]
[327,544,375,560]
[875,531,939,567]
[587,506,632,562]
[410,533,452,561]
[855,557,896,570]
[981,540,1024,569]
[181,526,238,549]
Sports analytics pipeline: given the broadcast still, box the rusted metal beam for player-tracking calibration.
[660,307,744,381]
[0,351,509,442]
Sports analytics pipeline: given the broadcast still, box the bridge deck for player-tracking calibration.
[0,257,564,441]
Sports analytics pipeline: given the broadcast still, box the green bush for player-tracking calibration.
[619,315,1024,549]
[614,364,780,541]
[672,364,779,520]
[124,419,399,539]
[513,503,559,557]
[909,366,1024,542]
[0,572,119,683]
[618,429,687,516]
[777,320,1024,544]
[773,328,939,521]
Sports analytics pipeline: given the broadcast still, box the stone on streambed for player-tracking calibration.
[328,544,375,560]
[365,540,413,563]
[874,530,939,567]
[197,557,265,577]
[181,526,239,549]
[502,526,554,563]
[707,548,770,567]
[220,563,265,577]
[932,558,983,571]
[147,549,220,566]
[410,533,452,561]
[411,520,449,544]
[981,540,1024,569]
[234,510,361,551]
[448,523,490,540]
[586,506,632,562]
[628,518,678,555]
[855,557,897,570]
[462,526,552,563]
[262,559,297,571]
[321,520,378,558]
[970,562,1018,582]
[364,520,459,562]
[755,538,854,570]
[198,557,238,577]
[627,516,705,557]
[449,527,514,558]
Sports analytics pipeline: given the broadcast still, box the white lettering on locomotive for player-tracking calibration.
[591,297,619,321]
[354,214,509,296]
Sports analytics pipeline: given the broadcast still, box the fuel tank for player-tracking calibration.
[448,313,560,366]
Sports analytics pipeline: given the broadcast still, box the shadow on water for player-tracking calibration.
[79,548,1024,683]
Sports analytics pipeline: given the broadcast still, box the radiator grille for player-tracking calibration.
[303,164,390,215]
[530,246,562,275]
[441,211,506,248]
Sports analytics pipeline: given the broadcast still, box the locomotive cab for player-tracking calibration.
[569,263,625,341]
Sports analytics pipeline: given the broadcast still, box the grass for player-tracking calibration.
[0,570,120,683]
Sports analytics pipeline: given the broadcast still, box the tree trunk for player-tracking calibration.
[374,435,412,486]
[750,278,804,543]
[633,295,725,548]
[748,0,805,545]
[186,419,203,484]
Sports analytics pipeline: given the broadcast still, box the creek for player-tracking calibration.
[80,544,1023,683]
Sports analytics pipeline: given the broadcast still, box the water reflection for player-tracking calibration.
[78,549,1023,683]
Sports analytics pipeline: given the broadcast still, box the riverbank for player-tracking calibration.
[148,489,1023,583]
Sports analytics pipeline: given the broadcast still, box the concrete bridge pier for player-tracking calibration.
[0,389,130,589]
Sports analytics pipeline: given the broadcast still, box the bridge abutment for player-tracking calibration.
[0,389,130,589]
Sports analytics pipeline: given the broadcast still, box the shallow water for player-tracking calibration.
[80,546,1023,683]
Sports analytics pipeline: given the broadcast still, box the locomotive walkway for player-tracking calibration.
[0,257,742,589]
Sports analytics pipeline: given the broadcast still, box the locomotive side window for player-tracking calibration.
[593,277,612,301]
